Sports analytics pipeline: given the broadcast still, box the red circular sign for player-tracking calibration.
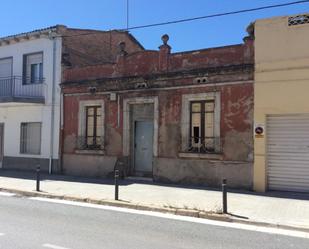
[255,126,264,135]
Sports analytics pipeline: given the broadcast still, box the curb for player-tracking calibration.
[1,187,308,233]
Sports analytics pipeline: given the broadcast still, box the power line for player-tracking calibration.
[57,1,309,65]
[60,0,309,37]
[125,0,309,30]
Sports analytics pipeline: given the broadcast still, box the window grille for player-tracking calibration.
[288,14,309,26]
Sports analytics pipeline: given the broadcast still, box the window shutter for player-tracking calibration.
[20,122,42,154]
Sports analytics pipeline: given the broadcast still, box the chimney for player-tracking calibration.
[116,41,127,76]
[243,22,255,64]
[158,34,171,72]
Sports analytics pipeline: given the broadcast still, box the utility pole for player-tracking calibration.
[126,0,129,30]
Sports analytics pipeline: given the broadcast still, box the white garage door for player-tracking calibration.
[267,114,309,192]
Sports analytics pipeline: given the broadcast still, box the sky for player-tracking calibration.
[1,0,309,52]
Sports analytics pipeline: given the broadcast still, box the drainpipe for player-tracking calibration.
[117,94,120,128]
[59,92,64,173]
[49,33,57,174]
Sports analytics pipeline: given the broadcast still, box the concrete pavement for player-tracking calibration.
[0,194,308,249]
[0,170,308,231]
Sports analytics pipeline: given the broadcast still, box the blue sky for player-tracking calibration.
[1,0,309,52]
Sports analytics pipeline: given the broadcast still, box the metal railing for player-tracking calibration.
[188,136,221,153]
[76,136,103,150]
[0,76,45,99]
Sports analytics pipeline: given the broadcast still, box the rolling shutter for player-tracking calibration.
[0,58,12,78]
[267,114,309,192]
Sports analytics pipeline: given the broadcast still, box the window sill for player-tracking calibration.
[178,152,223,160]
[20,153,41,156]
[75,149,105,155]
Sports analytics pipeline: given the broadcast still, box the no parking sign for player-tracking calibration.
[254,124,265,138]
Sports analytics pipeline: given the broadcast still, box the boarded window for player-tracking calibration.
[20,122,42,154]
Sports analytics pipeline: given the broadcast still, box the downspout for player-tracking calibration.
[49,34,57,174]
[59,91,64,173]
[117,94,120,128]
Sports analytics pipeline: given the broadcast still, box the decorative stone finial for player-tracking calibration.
[246,22,254,38]
[161,34,169,45]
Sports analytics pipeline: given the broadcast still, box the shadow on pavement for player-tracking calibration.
[0,169,125,186]
[228,213,249,219]
[0,169,308,201]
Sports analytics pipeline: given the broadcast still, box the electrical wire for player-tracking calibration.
[61,0,309,37]
[59,0,309,66]
[126,0,309,30]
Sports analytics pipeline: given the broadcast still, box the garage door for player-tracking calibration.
[267,114,309,192]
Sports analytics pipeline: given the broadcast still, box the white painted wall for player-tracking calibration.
[0,36,62,159]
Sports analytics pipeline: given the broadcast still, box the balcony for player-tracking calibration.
[0,76,45,103]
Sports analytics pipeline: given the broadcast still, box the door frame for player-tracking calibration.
[123,97,159,157]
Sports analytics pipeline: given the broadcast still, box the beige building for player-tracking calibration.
[254,13,309,192]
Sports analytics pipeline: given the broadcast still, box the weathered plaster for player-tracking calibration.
[153,157,252,189]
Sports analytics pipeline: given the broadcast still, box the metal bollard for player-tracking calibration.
[114,169,119,200]
[36,166,40,192]
[222,179,227,214]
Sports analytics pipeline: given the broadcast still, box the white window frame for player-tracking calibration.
[20,122,42,155]
[24,52,44,84]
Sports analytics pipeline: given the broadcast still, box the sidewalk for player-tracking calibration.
[0,170,308,231]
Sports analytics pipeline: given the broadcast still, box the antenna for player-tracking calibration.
[126,0,129,30]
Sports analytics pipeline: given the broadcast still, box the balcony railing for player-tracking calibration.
[188,136,221,153]
[0,76,45,103]
[76,136,104,150]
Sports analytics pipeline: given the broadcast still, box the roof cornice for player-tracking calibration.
[0,25,65,46]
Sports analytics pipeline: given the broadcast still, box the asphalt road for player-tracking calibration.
[0,194,308,249]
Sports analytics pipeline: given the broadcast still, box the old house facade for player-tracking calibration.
[254,13,309,192]
[0,25,143,172]
[62,34,254,188]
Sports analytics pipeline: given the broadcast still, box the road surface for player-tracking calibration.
[0,193,308,249]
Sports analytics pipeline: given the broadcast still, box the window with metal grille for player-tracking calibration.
[288,14,309,26]
[189,100,215,153]
[85,106,102,149]
[20,122,42,154]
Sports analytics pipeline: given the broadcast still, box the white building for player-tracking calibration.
[0,25,144,173]
[0,27,62,172]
